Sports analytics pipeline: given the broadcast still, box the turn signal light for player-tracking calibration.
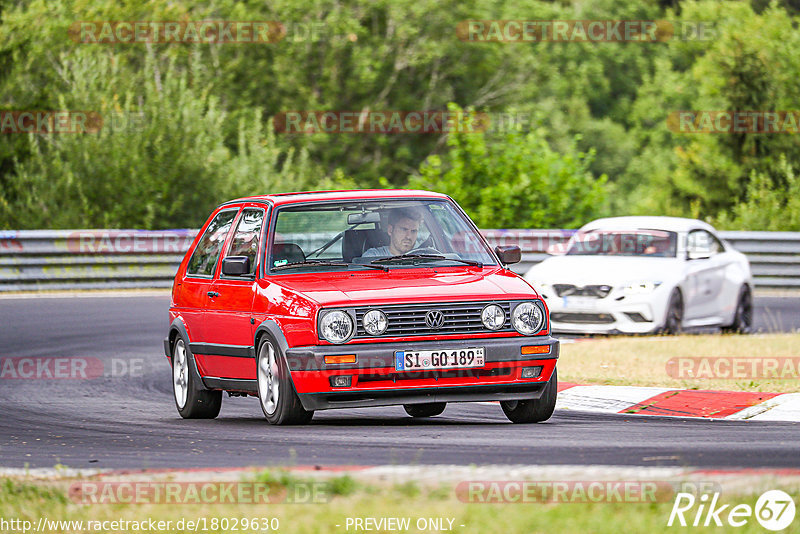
[324,354,357,365]
[521,345,551,355]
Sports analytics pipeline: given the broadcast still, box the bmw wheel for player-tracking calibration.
[661,289,683,335]
[722,286,753,334]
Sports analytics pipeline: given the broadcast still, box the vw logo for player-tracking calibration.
[425,310,445,329]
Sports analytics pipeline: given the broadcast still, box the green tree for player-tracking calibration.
[409,106,608,229]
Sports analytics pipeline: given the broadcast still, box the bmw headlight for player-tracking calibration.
[481,304,506,330]
[320,310,354,344]
[623,281,662,295]
[362,309,388,336]
[512,302,544,335]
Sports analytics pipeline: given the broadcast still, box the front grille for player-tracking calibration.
[553,284,612,298]
[551,312,615,324]
[354,301,513,338]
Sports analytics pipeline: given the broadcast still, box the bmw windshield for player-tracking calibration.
[565,229,678,257]
[268,199,497,272]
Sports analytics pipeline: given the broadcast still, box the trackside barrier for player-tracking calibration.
[0,229,798,291]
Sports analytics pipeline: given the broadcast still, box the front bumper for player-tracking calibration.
[543,296,666,334]
[285,335,559,411]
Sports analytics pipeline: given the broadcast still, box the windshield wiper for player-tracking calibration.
[273,260,386,271]
[369,254,482,267]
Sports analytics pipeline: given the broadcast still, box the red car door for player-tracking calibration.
[175,208,239,348]
[200,206,267,380]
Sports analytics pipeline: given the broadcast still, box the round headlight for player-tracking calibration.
[363,309,388,336]
[481,304,505,330]
[320,310,354,344]
[512,302,544,335]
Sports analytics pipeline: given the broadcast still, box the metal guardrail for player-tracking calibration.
[1,229,799,291]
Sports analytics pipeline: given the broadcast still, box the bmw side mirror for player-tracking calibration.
[221,256,251,276]
[495,245,521,265]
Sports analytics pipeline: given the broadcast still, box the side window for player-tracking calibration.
[687,230,721,257]
[224,208,264,276]
[709,232,724,254]
[187,210,237,277]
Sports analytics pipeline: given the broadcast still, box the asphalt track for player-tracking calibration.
[0,294,798,470]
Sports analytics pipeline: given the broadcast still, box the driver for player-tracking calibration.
[363,208,422,257]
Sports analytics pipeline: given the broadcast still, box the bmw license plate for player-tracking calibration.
[395,348,485,371]
[563,296,598,309]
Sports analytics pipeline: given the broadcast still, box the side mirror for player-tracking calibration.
[221,256,251,276]
[494,245,521,265]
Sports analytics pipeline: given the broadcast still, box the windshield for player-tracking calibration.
[565,229,678,257]
[268,199,496,272]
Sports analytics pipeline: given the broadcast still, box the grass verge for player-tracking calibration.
[558,333,800,392]
[2,474,799,533]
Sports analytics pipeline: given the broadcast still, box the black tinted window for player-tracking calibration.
[187,210,237,276]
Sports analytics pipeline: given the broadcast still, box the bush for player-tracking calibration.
[409,106,608,229]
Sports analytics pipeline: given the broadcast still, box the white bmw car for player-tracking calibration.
[524,216,753,334]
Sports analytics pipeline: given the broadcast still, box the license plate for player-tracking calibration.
[395,348,485,371]
[563,296,598,309]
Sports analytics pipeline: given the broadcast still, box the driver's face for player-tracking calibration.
[387,217,420,255]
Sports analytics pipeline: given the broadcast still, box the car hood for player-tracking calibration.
[268,267,538,308]
[525,255,684,287]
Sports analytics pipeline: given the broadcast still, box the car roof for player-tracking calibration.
[580,216,716,233]
[221,189,450,207]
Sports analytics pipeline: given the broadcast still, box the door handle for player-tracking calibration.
[207,291,220,297]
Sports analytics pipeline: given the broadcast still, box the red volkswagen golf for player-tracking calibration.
[165,190,559,424]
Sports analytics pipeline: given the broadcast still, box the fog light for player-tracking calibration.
[330,375,352,388]
[521,366,542,379]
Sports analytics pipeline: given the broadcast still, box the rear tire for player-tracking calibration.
[722,286,752,334]
[501,368,557,423]
[257,335,314,425]
[404,402,446,418]
[172,337,222,419]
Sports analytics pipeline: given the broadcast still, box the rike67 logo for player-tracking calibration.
[668,490,795,531]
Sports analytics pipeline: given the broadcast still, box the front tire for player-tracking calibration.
[722,286,752,334]
[172,338,222,419]
[501,368,557,423]
[257,336,313,425]
[404,402,446,418]
[661,289,683,335]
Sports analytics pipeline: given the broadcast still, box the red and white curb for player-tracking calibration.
[557,383,800,421]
